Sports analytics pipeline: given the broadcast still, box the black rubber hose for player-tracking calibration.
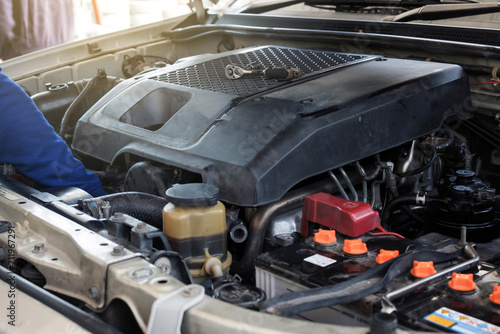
[59,71,122,141]
[81,192,167,229]
[59,76,97,139]
[445,125,473,170]
[0,265,122,334]
[260,247,464,317]
[472,153,483,176]
[354,155,383,182]
[434,128,455,150]
[395,144,437,178]
[382,195,447,228]
[381,195,417,225]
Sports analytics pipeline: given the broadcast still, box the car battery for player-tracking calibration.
[255,233,500,331]
[255,234,416,326]
[392,262,500,333]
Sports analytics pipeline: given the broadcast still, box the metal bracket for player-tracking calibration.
[87,42,101,54]
[415,191,427,206]
[188,0,207,23]
[147,284,205,334]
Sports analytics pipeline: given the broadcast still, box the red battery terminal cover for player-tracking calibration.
[301,193,381,238]
[376,249,399,264]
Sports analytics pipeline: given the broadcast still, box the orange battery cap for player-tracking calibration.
[448,273,476,292]
[410,261,437,278]
[490,286,500,305]
[343,238,367,255]
[376,249,399,264]
[314,229,337,245]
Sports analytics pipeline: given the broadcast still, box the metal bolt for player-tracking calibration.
[111,212,125,222]
[182,286,198,297]
[111,245,125,256]
[88,286,100,301]
[274,234,294,247]
[154,61,167,68]
[154,257,172,274]
[32,243,46,254]
[182,287,195,297]
[135,222,148,232]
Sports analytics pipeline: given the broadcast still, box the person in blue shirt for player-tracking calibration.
[0,67,106,197]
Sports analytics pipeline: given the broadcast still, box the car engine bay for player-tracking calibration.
[1,10,500,334]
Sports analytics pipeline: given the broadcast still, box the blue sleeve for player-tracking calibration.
[0,67,106,197]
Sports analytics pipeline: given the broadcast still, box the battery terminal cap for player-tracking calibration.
[314,229,337,245]
[448,273,476,292]
[376,249,399,264]
[411,261,437,278]
[343,238,367,255]
[489,286,500,305]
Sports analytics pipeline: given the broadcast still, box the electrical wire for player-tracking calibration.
[373,226,405,239]
[371,231,406,238]
[470,81,500,85]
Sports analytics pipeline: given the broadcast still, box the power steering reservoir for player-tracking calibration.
[163,183,231,281]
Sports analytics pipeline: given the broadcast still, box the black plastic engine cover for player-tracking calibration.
[72,46,470,206]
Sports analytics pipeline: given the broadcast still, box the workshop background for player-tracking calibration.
[74,0,191,39]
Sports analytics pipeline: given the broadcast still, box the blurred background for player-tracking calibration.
[73,0,191,39]
[0,0,257,61]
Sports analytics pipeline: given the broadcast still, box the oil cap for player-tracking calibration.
[165,183,220,207]
[411,261,436,278]
[376,249,399,264]
[448,273,476,292]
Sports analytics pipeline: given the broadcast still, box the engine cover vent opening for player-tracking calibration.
[119,88,193,131]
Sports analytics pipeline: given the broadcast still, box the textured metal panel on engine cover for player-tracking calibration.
[149,46,376,96]
[73,46,470,206]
